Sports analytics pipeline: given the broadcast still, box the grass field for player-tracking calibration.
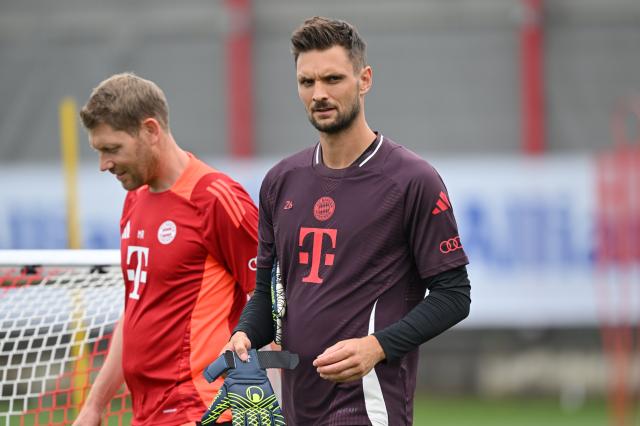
[0,401,131,426]
[2,395,618,425]
[414,395,614,426]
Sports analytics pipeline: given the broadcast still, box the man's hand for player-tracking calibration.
[222,331,252,362]
[313,335,386,383]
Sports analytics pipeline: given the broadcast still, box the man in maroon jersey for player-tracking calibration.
[226,17,471,425]
[74,73,258,426]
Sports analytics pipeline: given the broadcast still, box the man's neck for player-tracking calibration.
[319,120,376,169]
[148,135,190,192]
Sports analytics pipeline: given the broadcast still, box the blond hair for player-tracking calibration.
[80,72,169,134]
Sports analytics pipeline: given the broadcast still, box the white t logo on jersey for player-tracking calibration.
[126,245,149,300]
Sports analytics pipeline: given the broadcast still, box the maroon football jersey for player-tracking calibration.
[257,134,468,425]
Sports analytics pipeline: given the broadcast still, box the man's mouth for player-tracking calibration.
[312,102,335,112]
[313,106,335,115]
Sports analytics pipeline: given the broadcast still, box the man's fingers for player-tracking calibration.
[316,355,373,381]
[316,357,355,375]
[227,332,252,361]
[220,341,234,354]
[235,344,250,361]
[314,337,380,382]
[320,365,368,383]
[313,342,349,367]
[317,341,344,357]
[319,366,364,383]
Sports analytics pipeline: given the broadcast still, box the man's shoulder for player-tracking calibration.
[191,170,251,209]
[379,136,440,184]
[179,156,253,213]
[263,146,315,185]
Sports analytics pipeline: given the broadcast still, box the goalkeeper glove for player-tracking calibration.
[201,349,299,426]
[271,259,286,345]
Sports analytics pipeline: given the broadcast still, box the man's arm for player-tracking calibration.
[373,265,471,361]
[225,267,274,361]
[314,265,471,382]
[72,316,125,426]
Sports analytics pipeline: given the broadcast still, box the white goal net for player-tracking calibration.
[0,250,130,426]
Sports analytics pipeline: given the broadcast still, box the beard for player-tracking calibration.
[117,140,157,191]
[119,170,144,191]
[308,93,361,135]
[116,166,145,191]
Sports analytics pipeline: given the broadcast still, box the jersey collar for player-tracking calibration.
[313,133,385,170]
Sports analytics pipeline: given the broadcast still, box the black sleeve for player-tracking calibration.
[373,265,471,362]
[233,267,274,348]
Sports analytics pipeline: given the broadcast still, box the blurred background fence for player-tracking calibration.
[1,0,640,424]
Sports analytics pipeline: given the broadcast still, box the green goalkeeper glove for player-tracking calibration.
[201,349,298,426]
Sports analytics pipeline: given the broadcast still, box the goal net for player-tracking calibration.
[0,250,130,426]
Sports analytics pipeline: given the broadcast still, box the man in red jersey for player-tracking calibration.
[225,17,471,425]
[74,73,258,426]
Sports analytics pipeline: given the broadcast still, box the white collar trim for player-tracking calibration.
[313,135,384,168]
[358,135,384,167]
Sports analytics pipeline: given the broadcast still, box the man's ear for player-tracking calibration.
[359,65,373,95]
[140,118,162,142]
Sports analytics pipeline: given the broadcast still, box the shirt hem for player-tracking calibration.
[419,256,469,279]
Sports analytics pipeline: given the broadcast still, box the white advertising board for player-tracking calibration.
[2,155,636,327]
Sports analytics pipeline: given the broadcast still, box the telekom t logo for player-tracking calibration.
[126,245,149,300]
[298,227,337,284]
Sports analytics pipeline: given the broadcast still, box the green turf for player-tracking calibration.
[413,395,612,426]
[0,395,620,425]
[0,401,131,426]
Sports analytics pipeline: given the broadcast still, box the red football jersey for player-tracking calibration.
[119,154,258,425]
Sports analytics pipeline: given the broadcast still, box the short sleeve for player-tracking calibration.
[201,175,259,294]
[256,171,276,269]
[403,164,469,278]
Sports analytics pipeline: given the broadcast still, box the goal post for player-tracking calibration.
[0,250,130,425]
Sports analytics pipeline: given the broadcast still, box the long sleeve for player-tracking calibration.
[374,265,471,361]
[233,267,275,349]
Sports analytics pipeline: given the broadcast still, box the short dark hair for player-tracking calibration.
[80,72,169,135]
[291,16,367,71]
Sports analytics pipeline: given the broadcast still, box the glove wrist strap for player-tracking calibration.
[204,350,299,383]
[254,350,299,370]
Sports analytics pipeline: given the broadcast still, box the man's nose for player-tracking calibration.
[99,154,113,172]
[312,83,329,103]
